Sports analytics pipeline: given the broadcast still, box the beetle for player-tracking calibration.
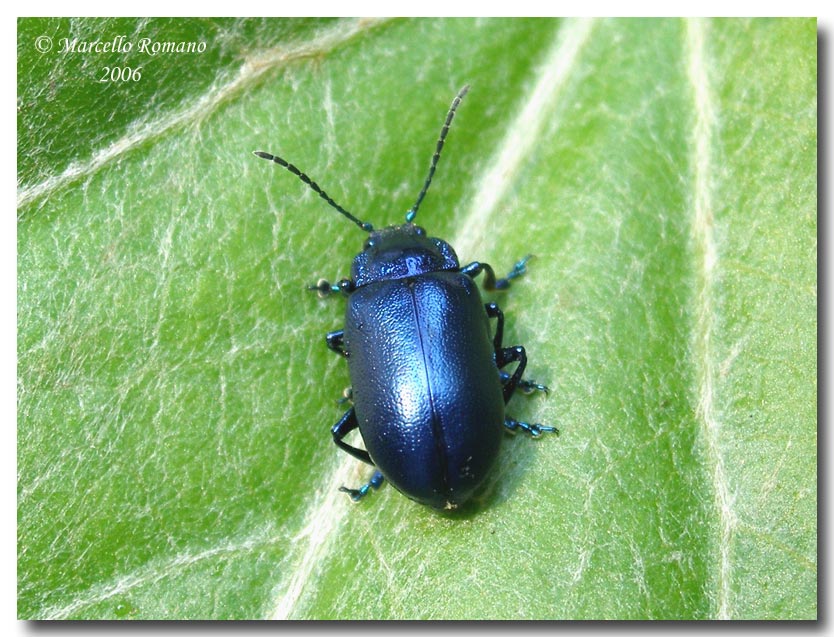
[255,85,557,509]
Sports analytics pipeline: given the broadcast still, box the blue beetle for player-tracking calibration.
[256,86,556,509]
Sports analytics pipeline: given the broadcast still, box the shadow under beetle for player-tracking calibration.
[255,85,557,510]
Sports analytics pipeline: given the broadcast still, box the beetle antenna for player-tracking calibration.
[405,84,470,223]
[254,151,373,232]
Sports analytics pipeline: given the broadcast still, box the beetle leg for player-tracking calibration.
[487,304,549,397]
[504,417,559,437]
[331,407,374,465]
[326,330,348,356]
[336,386,353,405]
[484,302,504,351]
[499,371,549,395]
[307,277,355,298]
[339,470,385,502]
[501,255,534,284]
[460,255,533,290]
[486,307,548,399]
[498,347,557,437]
[460,261,503,289]
[332,410,384,501]
[496,345,527,403]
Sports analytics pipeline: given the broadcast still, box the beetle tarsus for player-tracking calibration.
[500,372,549,396]
[339,471,385,502]
[308,278,354,298]
[521,379,550,395]
[504,418,559,437]
[495,255,535,289]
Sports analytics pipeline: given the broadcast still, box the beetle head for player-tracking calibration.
[351,223,459,287]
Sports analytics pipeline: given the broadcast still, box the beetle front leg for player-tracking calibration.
[308,277,355,298]
[461,255,533,290]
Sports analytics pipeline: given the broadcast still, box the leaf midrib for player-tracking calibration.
[685,17,734,620]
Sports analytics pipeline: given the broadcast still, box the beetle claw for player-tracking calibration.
[339,486,364,502]
[519,379,550,396]
[338,471,385,502]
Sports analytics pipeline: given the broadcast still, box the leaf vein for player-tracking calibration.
[686,18,736,620]
[37,525,281,619]
[453,17,596,257]
[17,18,391,210]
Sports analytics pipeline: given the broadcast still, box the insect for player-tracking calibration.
[255,85,557,509]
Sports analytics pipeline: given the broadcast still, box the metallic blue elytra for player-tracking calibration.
[346,254,504,508]
[255,85,557,509]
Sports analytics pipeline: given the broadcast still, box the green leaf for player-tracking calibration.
[18,18,816,619]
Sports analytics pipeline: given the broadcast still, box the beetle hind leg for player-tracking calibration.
[332,409,387,501]
[339,470,385,502]
[331,408,373,465]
